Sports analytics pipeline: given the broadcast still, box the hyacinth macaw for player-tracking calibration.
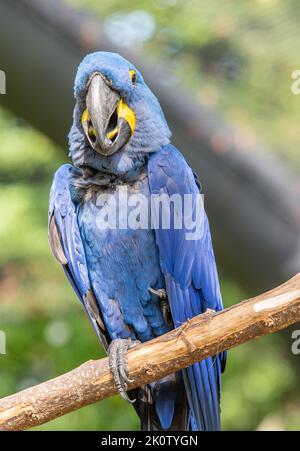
[48,52,226,431]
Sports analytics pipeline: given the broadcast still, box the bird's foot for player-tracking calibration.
[108,338,139,403]
[149,287,172,326]
[148,287,167,299]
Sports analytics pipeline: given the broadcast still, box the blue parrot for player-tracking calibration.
[48,52,226,431]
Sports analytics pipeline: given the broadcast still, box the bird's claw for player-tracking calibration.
[148,287,167,299]
[149,287,172,325]
[108,338,139,403]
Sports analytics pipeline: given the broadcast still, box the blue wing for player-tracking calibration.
[148,144,226,431]
[48,164,110,351]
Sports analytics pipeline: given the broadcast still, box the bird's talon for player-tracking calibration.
[120,391,135,404]
[119,365,133,385]
[108,338,136,403]
[148,287,167,300]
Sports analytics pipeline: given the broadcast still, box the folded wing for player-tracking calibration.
[148,144,226,431]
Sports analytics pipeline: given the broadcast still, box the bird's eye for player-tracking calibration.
[129,69,137,85]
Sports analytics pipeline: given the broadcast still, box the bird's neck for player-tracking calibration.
[69,164,148,205]
[70,146,149,196]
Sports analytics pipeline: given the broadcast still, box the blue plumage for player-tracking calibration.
[148,145,225,430]
[48,51,226,431]
[77,171,169,342]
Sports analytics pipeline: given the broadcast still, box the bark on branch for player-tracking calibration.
[1,274,300,431]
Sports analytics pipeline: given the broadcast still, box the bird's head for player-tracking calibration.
[69,52,171,174]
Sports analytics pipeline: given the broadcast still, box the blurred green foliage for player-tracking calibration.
[0,0,300,431]
[69,0,300,169]
[0,107,299,430]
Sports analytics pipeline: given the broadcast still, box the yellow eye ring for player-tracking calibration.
[129,69,137,85]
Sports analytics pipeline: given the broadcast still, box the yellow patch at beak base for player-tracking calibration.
[82,101,135,142]
[81,109,96,138]
[106,127,118,141]
[106,99,136,140]
[117,99,136,133]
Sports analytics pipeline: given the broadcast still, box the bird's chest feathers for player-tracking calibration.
[77,172,161,297]
[78,171,150,244]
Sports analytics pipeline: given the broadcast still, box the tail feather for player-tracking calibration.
[133,375,190,431]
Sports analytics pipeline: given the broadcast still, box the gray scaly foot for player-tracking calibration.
[108,338,139,403]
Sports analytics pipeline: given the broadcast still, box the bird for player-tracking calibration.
[48,51,226,431]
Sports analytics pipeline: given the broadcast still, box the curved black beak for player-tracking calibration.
[82,73,133,156]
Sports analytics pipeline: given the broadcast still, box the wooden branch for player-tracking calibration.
[1,274,300,431]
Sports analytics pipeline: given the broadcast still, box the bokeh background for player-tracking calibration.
[0,0,300,430]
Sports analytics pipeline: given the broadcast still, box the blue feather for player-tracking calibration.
[148,144,226,431]
[49,51,226,431]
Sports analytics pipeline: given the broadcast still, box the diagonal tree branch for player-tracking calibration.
[0,274,300,431]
